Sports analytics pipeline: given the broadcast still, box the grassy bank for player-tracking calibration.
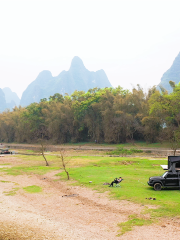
[1,152,180,219]
[56,156,180,218]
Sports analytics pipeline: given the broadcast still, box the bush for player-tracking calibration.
[145,150,152,153]
[107,147,143,155]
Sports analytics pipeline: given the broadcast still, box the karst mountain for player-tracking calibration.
[158,52,180,92]
[0,87,20,112]
[20,56,112,107]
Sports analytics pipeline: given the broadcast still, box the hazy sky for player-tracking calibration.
[1,0,180,98]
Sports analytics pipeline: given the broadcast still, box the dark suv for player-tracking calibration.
[148,171,180,190]
[0,149,11,154]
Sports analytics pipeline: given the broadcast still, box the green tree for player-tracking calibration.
[149,82,180,149]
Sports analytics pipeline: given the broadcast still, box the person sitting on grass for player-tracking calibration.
[109,177,123,187]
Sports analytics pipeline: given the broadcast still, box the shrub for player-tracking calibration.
[107,147,143,155]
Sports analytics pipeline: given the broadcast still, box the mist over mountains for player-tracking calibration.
[20,56,112,107]
[1,53,180,112]
[158,52,180,92]
[0,57,112,111]
[0,88,20,112]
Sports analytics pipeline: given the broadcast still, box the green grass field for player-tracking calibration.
[56,156,180,218]
[1,151,180,220]
[64,141,173,148]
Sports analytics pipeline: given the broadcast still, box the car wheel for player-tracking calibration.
[154,183,162,191]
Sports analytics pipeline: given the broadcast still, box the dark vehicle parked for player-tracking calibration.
[0,149,12,154]
[148,171,180,190]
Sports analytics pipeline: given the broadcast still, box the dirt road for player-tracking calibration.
[1,155,180,239]
[4,142,178,157]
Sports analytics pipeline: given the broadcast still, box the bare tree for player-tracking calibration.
[159,127,180,156]
[34,126,50,166]
[58,149,70,180]
[39,139,49,166]
[168,129,180,156]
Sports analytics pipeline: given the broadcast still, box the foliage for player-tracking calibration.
[0,83,180,145]
[148,82,180,153]
[107,147,143,155]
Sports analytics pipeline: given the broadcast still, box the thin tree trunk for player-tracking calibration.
[61,153,70,180]
[41,143,49,166]
[174,149,176,156]
[42,152,49,166]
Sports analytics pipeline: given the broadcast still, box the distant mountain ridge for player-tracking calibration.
[158,52,180,92]
[3,87,20,106]
[0,87,20,112]
[20,56,112,107]
[0,89,7,112]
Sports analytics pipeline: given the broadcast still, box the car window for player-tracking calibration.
[166,173,178,178]
[162,172,168,178]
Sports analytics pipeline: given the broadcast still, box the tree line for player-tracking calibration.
[0,83,179,146]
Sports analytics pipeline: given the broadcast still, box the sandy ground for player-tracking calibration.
[1,155,180,239]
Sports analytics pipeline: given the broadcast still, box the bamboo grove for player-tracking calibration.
[0,83,179,145]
